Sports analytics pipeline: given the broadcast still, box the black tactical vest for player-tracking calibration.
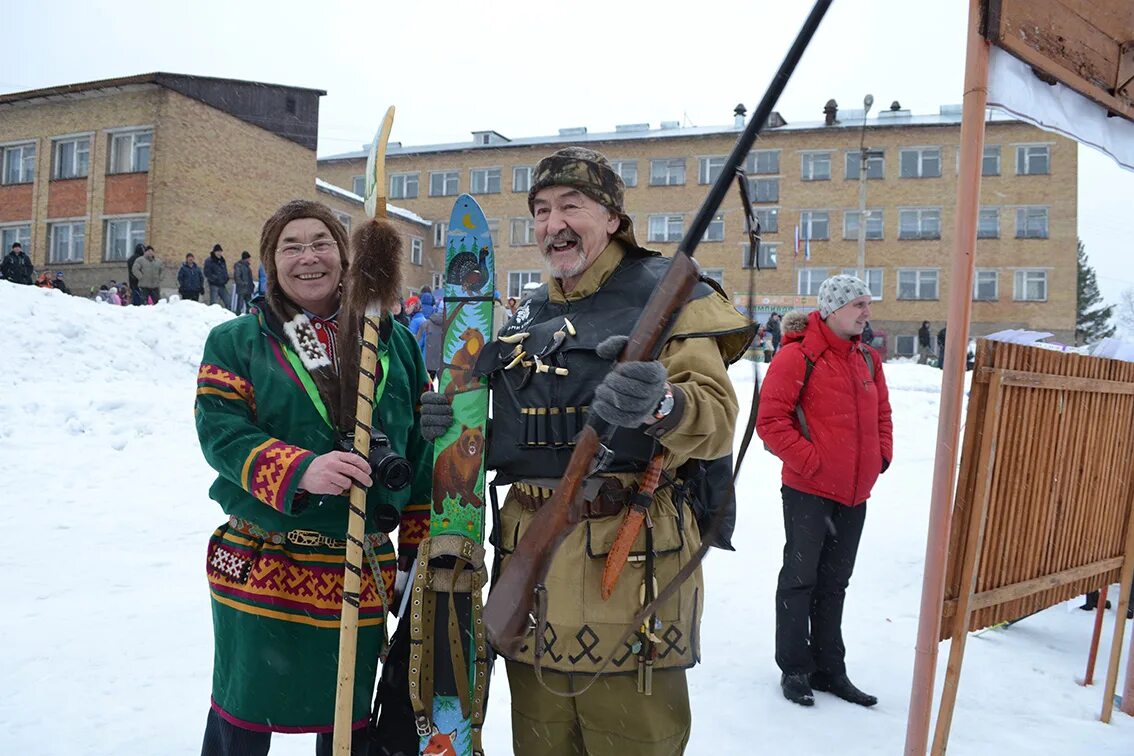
[477,250,717,483]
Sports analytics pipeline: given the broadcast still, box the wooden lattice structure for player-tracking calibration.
[933,339,1134,749]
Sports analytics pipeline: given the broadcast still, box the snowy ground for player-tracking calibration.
[1,280,1130,755]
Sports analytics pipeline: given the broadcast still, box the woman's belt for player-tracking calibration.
[227,515,388,550]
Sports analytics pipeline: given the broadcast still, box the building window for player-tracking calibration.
[750,178,779,203]
[1,224,31,254]
[410,237,423,266]
[1016,145,1050,175]
[49,221,85,264]
[973,269,998,301]
[512,166,533,193]
[510,217,536,246]
[429,171,459,197]
[1014,270,1048,301]
[898,269,939,300]
[389,173,418,199]
[978,207,999,239]
[333,211,352,234]
[843,210,883,240]
[797,268,828,295]
[895,334,916,357]
[431,272,444,290]
[611,160,637,187]
[703,213,725,242]
[754,208,779,234]
[53,136,90,180]
[433,221,448,248]
[801,151,832,181]
[845,150,884,179]
[108,130,151,174]
[508,270,542,298]
[2,142,36,184]
[747,149,779,175]
[351,175,365,196]
[742,242,778,270]
[486,218,501,237]
[649,158,686,186]
[1016,207,1049,239]
[982,146,1000,176]
[899,208,942,240]
[841,268,884,300]
[899,147,941,178]
[799,210,829,241]
[647,214,684,243]
[702,268,724,287]
[470,167,501,195]
[105,217,147,261]
[699,156,726,185]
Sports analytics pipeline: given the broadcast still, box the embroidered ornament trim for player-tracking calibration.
[282,313,332,370]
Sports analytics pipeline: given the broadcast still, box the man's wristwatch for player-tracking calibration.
[653,383,675,421]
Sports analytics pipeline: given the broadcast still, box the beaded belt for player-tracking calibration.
[227,515,388,550]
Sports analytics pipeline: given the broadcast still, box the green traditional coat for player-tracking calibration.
[195,309,433,733]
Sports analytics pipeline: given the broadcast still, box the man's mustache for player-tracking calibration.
[541,229,582,254]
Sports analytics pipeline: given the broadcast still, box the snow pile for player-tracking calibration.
[0,280,1129,754]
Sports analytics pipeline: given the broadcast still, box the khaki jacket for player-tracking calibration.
[132,255,164,289]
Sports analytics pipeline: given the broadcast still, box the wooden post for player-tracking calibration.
[1082,585,1108,686]
[1101,501,1134,723]
[906,0,990,751]
[931,372,1004,754]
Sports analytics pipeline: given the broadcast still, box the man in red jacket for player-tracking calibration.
[756,274,893,709]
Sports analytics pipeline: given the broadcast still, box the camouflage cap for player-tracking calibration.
[527,146,639,248]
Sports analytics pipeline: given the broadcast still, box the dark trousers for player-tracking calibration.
[180,289,201,301]
[201,707,370,756]
[775,485,867,676]
[140,286,160,304]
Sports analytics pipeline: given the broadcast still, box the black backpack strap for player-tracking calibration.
[794,356,816,440]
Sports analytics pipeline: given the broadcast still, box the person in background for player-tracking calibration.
[232,251,255,314]
[257,261,268,298]
[204,244,230,309]
[52,271,71,295]
[424,301,445,384]
[861,320,874,348]
[132,245,164,304]
[505,296,518,317]
[126,243,145,305]
[404,295,423,349]
[757,274,892,709]
[917,321,932,365]
[178,253,205,302]
[35,271,54,288]
[767,311,783,353]
[937,326,947,371]
[1,242,34,285]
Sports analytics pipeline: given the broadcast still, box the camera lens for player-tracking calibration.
[374,453,412,491]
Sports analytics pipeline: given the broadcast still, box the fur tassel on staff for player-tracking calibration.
[332,216,403,754]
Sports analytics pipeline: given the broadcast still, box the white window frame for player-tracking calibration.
[973,269,999,301]
[1016,144,1051,175]
[48,220,86,264]
[899,146,941,178]
[649,158,685,186]
[510,217,536,246]
[797,268,828,295]
[512,166,533,193]
[898,208,942,240]
[742,242,778,270]
[895,334,917,357]
[1013,269,1048,301]
[702,268,725,287]
[433,221,448,248]
[1016,206,1049,239]
[104,216,148,262]
[389,172,419,199]
[507,270,542,299]
[754,208,779,234]
[1,223,31,254]
[647,214,684,243]
[53,135,91,180]
[611,160,637,187]
[2,142,36,184]
[799,210,829,241]
[699,156,726,185]
[333,211,352,234]
[429,170,459,197]
[469,167,501,195]
[897,268,939,300]
[843,210,883,240]
[978,207,999,239]
[982,145,1000,176]
[845,150,884,180]
[800,151,832,181]
[750,177,779,203]
[410,237,424,266]
[702,213,725,242]
[841,267,884,300]
[108,129,151,174]
[352,175,365,196]
[747,149,779,175]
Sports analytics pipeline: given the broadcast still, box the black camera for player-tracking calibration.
[338,429,412,492]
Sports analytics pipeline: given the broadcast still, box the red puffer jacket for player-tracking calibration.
[756,310,893,506]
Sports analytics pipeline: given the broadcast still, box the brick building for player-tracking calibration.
[319,102,1078,354]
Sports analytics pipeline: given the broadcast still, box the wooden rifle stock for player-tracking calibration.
[483,254,701,654]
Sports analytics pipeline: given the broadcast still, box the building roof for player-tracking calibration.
[0,73,327,150]
[315,179,430,227]
[320,107,1021,162]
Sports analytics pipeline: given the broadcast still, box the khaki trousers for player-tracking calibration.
[507,660,691,756]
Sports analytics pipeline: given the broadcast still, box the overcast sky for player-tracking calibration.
[6,0,1132,320]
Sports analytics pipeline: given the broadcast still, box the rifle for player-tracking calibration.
[483,0,836,654]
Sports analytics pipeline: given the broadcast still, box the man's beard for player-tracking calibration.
[541,229,589,279]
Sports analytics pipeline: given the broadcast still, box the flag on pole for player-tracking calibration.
[793,225,800,258]
[804,225,811,261]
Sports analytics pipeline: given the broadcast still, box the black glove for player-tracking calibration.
[881,457,890,474]
[591,335,668,428]
[419,391,453,442]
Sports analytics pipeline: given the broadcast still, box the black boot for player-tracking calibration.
[781,673,815,707]
[810,672,878,707]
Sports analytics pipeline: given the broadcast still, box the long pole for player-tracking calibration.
[856,95,873,279]
[904,0,989,752]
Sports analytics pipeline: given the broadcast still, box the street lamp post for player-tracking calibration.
[856,94,874,281]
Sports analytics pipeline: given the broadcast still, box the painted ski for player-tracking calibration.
[408,194,493,756]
